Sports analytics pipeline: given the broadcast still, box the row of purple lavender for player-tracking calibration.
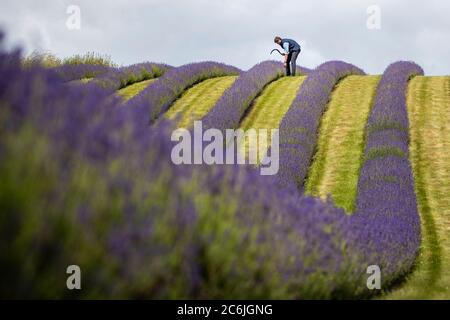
[50,63,115,82]
[50,62,172,87]
[88,62,172,93]
[352,61,423,281]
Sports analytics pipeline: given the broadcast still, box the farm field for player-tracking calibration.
[1,45,449,299]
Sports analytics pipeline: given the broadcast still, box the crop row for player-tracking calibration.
[353,61,423,281]
[125,62,241,125]
[50,62,172,91]
[88,62,172,93]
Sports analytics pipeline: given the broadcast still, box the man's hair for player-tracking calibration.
[274,36,282,43]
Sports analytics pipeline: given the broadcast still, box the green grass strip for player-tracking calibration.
[383,76,450,299]
[165,76,238,128]
[117,78,156,101]
[238,76,306,162]
[304,75,380,213]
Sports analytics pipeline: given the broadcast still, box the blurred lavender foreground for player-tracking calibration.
[0,32,422,298]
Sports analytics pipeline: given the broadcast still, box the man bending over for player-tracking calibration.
[274,36,301,76]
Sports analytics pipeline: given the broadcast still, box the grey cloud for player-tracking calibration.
[1,0,449,75]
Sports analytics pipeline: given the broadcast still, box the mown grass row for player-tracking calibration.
[165,76,238,127]
[238,76,306,162]
[117,79,157,101]
[305,75,380,212]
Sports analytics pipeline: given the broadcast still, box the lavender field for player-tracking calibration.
[0,33,449,299]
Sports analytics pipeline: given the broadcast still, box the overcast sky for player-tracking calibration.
[1,0,449,75]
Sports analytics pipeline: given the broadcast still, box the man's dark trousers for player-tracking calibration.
[286,50,300,76]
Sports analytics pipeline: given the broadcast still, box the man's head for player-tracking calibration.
[274,36,282,45]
